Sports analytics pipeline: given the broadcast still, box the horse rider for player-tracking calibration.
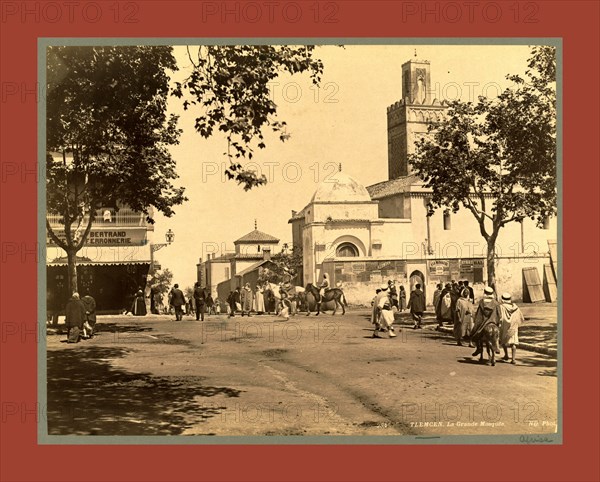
[281,268,295,294]
[471,286,502,357]
[319,273,330,299]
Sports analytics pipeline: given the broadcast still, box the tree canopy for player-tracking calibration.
[149,268,174,297]
[46,46,187,291]
[258,246,303,284]
[409,46,557,288]
[173,45,324,190]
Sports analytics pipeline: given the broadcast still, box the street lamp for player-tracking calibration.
[150,229,174,273]
[152,229,174,253]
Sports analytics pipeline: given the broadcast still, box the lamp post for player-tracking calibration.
[425,200,435,256]
[150,229,174,272]
[147,229,174,313]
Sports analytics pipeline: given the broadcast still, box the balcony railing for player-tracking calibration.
[47,209,149,228]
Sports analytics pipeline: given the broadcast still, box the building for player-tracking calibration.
[197,225,280,300]
[46,202,155,314]
[289,55,557,305]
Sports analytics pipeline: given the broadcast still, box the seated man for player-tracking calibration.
[319,273,330,299]
[471,286,502,356]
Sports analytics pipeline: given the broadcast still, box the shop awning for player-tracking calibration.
[46,245,151,266]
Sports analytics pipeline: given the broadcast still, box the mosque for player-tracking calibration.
[289,55,557,306]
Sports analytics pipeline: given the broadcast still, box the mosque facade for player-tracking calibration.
[289,56,557,306]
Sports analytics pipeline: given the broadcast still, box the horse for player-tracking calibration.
[265,283,305,315]
[478,323,501,366]
[304,283,347,316]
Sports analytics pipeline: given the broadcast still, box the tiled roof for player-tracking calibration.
[209,253,236,262]
[288,206,307,223]
[325,218,371,223]
[366,175,421,199]
[234,229,280,244]
[234,259,277,277]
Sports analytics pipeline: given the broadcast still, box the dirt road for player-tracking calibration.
[46,310,558,437]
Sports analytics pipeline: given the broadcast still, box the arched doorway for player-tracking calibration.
[409,270,426,300]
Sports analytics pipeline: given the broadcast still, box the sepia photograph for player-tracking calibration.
[42,41,559,441]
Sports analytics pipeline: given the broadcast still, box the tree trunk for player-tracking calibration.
[486,237,498,293]
[66,248,78,295]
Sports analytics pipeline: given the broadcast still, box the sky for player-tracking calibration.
[150,43,534,290]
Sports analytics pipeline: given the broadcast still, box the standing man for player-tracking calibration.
[432,283,443,323]
[436,283,457,329]
[227,291,236,317]
[388,280,398,310]
[398,285,407,312]
[463,280,475,304]
[373,284,396,338]
[228,288,241,318]
[499,293,524,365]
[454,288,475,346]
[371,288,382,326]
[241,283,253,317]
[170,284,186,321]
[81,290,97,338]
[193,282,206,321]
[206,292,214,315]
[65,293,86,343]
[254,284,265,314]
[407,283,426,329]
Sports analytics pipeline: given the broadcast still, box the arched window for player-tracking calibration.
[336,242,359,257]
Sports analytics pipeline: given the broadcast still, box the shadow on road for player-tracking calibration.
[456,354,557,375]
[47,346,242,436]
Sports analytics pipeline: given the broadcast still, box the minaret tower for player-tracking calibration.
[387,51,448,179]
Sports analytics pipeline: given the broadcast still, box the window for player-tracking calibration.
[336,242,359,257]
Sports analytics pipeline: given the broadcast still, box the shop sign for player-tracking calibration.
[47,228,147,247]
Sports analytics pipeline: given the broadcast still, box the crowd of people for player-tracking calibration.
[60,275,525,364]
[371,280,524,364]
[164,281,279,322]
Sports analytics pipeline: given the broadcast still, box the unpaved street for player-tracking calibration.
[46,311,558,437]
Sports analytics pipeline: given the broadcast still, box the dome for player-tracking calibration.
[310,171,371,203]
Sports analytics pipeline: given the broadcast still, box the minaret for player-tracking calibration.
[387,53,447,179]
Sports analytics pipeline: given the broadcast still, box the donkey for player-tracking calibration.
[478,323,501,366]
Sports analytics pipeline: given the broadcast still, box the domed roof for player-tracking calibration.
[310,171,371,203]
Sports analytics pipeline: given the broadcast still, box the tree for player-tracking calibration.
[46,46,186,294]
[258,246,303,284]
[173,45,324,190]
[184,286,194,301]
[409,46,557,290]
[148,268,174,297]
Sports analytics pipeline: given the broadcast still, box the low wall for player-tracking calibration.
[495,255,553,302]
[337,255,553,307]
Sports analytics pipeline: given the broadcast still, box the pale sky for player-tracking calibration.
[151,44,534,290]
